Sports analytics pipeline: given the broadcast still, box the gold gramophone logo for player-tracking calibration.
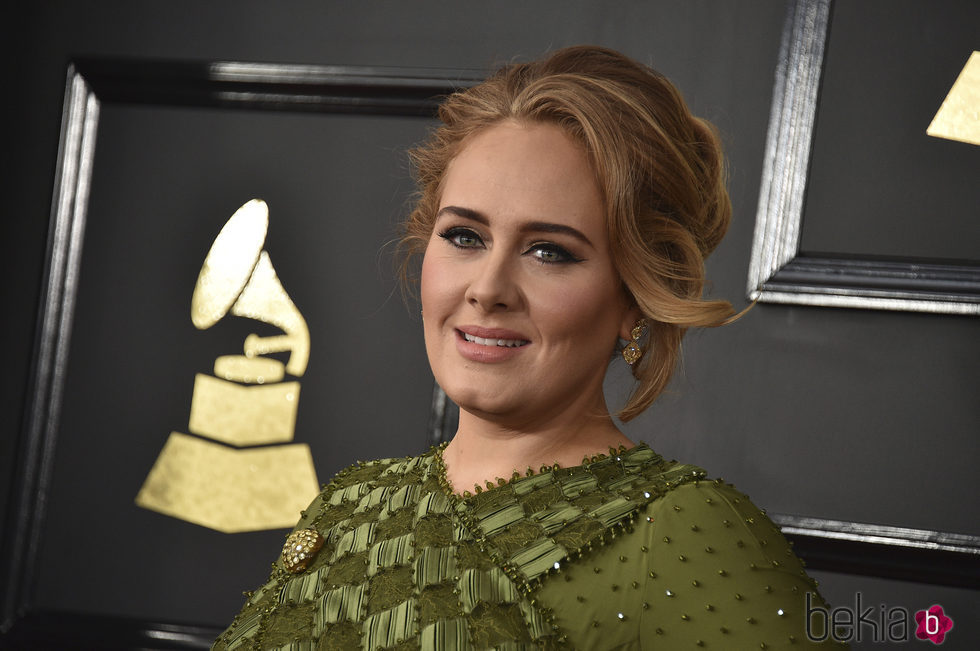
[136,199,319,533]
[927,51,980,146]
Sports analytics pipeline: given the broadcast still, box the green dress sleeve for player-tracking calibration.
[536,480,850,649]
[639,480,848,649]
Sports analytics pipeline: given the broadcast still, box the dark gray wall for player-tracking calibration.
[2,1,976,647]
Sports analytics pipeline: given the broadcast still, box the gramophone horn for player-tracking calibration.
[191,199,267,329]
[191,199,310,376]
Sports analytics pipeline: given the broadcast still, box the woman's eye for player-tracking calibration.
[528,243,581,264]
[439,227,483,249]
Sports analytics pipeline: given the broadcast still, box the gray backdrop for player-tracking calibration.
[1,1,977,649]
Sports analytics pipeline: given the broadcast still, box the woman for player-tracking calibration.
[214,46,842,650]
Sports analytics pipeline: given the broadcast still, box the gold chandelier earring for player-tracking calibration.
[622,318,648,366]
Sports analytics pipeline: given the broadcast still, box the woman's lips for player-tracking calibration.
[455,327,529,362]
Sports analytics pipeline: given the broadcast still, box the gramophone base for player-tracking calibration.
[135,431,319,533]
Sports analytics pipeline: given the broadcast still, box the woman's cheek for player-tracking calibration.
[421,253,460,318]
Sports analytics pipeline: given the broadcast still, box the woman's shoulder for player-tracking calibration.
[636,460,821,598]
[606,446,788,554]
[537,454,845,648]
[533,446,802,584]
[644,477,807,578]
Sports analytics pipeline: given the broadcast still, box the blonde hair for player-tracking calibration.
[401,46,736,421]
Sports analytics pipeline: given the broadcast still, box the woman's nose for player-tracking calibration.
[464,253,522,312]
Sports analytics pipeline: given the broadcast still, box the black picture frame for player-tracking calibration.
[746,0,980,314]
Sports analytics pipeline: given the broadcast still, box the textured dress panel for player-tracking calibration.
[213,445,845,650]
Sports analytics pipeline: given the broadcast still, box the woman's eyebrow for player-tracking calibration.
[437,205,489,225]
[521,221,594,248]
[437,205,594,248]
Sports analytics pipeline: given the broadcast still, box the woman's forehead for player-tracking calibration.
[437,122,605,235]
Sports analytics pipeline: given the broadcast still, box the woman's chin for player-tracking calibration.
[443,385,523,421]
[447,391,507,418]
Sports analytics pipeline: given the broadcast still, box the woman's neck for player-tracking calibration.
[441,407,634,495]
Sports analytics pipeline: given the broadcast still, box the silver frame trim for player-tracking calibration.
[747,0,979,315]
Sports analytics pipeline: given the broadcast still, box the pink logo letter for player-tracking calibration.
[914,605,953,645]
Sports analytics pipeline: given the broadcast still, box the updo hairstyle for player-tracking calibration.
[401,45,737,421]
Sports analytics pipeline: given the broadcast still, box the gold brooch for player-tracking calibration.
[281,528,324,573]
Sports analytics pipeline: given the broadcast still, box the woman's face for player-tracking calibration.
[421,121,637,426]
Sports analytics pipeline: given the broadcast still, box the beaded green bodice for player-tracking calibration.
[213,444,705,650]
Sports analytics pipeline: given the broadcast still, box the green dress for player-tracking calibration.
[213,444,847,649]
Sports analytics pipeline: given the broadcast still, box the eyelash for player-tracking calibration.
[437,227,582,265]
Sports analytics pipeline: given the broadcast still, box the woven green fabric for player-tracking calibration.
[213,444,846,650]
